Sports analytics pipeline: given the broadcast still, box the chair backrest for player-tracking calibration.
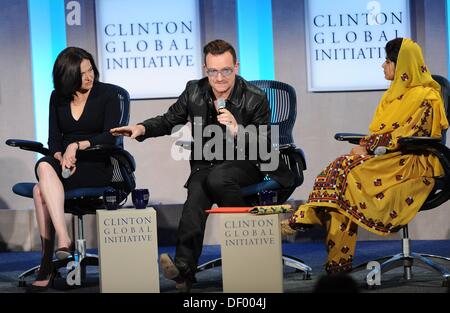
[104,84,135,193]
[249,80,297,145]
[432,75,450,144]
[420,75,450,211]
[106,83,130,148]
[240,80,304,204]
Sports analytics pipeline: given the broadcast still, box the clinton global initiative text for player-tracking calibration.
[106,54,194,70]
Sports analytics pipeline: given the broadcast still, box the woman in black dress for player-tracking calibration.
[30,47,122,291]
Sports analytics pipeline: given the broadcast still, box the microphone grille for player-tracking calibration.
[218,98,226,110]
[62,168,71,179]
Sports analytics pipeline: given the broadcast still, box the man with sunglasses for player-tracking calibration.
[111,39,294,292]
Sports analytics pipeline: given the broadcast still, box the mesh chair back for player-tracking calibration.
[106,83,130,148]
[104,84,135,191]
[243,80,305,204]
[432,75,450,144]
[420,75,450,211]
[249,80,297,145]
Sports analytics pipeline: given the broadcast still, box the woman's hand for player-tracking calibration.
[62,142,78,170]
[217,108,238,136]
[54,152,63,164]
[110,124,146,139]
[350,145,368,155]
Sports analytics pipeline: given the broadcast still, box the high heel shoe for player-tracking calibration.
[25,271,56,293]
[55,246,72,260]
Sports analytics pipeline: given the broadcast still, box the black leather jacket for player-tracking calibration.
[137,75,295,188]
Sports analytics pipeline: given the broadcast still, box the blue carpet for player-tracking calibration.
[1,240,450,273]
[1,240,449,293]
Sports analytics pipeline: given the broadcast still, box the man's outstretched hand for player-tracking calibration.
[110,124,146,139]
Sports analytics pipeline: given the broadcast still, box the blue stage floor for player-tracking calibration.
[0,241,449,293]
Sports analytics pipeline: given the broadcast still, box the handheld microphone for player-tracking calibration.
[374,146,387,156]
[217,98,226,111]
[62,167,72,179]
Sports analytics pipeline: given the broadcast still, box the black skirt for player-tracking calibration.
[35,156,113,191]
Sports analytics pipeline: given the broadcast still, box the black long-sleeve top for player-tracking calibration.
[48,81,121,155]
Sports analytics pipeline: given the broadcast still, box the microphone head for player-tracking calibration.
[374,146,387,156]
[62,168,71,179]
[217,98,226,110]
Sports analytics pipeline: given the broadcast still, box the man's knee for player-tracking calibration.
[205,170,229,195]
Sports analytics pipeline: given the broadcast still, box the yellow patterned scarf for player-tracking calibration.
[369,38,448,137]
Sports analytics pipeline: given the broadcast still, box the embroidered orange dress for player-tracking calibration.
[289,38,449,273]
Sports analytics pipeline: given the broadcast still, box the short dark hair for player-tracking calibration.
[52,47,99,101]
[385,37,403,64]
[203,39,237,65]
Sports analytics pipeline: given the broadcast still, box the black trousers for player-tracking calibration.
[174,161,263,281]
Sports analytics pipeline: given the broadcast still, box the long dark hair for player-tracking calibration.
[385,37,403,64]
[52,47,99,101]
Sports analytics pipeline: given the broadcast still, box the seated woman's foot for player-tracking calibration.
[281,219,297,236]
[281,219,314,237]
[55,239,73,260]
[26,266,55,293]
[55,247,72,260]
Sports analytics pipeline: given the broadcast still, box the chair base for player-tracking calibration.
[18,259,70,287]
[197,255,312,280]
[353,252,450,287]
[18,254,99,287]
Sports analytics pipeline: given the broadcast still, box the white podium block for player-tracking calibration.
[220,213,283,293]
[97,208,159,293]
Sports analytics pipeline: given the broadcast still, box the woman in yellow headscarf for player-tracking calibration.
[282,38,449,274]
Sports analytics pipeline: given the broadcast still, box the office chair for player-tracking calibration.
[194,80,312,279]
[6,84,136,287]
[334,74,450,287]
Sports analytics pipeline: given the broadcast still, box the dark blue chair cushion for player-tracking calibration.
[12,183,35,198]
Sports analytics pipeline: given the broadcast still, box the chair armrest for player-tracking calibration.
[397,136,442,147]
[398,136,450,211]
[398,137,445,159]
[398,137,450,173]
[82,144,121,154]
[334,133,367,145]
[281,146,307,170]
[175,140,193,150]
[5,139,51,156]
[279,143,296,151]
[78,144,136,172]
[278,144,307,188]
